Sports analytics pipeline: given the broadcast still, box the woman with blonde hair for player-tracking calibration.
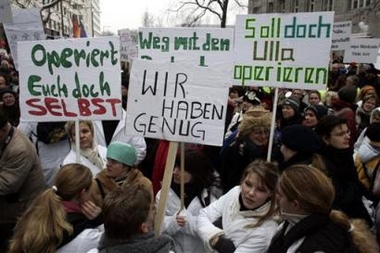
[198,160,279,253]
[63,121,107,176]
[267,165,378,253]
[8,164,103,253]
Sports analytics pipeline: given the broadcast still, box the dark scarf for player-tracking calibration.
[2,104,20,126]
[171,181,199,208]
[267,214,357,253]
[279,152,313,171]
[98,231,174,253]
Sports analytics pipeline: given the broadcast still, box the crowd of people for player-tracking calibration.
[2,53,380,253]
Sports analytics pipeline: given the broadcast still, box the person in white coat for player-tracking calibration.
[18,120,70,186]
[62,121,107,176]
[156,149,222,253]
[93,109,146,164]
[197,160,279,253]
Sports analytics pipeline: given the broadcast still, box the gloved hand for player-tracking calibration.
[213,236,236,253]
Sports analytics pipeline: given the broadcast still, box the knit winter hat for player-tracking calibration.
[338,85,357,104]
[107,141,137,166]
[281,125,321,153]
[282,97,300,112]
[238,106,271,138]
[366,123,380,142]
[304,105,329,120]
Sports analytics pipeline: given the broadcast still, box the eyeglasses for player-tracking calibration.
[107,159,122,166]
[252,129,270,135]
[331,130,350,137]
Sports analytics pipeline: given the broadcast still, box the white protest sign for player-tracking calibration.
[125,59,229,146]
[138,27,234,82]
[331,21,351,51]
[18,36,122,121]
[4,8,45,69]
[118,28,138,61]
[234,12,334,90]
[0,0,12,24]
[344,38,380,63]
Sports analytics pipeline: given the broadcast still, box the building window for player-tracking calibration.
[268,2,274,13]
[351,0,372,9]
[294,0,299,12]
[323,0,334,11]
[309,0,315,11]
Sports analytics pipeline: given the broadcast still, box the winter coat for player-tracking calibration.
[321,146,373,225]
[57,226,104,253]
[267,214,359,253]
[93,109,146,164]
[62,145,107,176]
[87,231,175,253]
[355,141,380,191]
[0,127,45,224]
[156,186,221,253]
[197,186,278,253]
[90,169,153,208]
[18,121,71,186]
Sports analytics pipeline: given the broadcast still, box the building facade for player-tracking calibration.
[12,0,101,38]
[248,0,380,38]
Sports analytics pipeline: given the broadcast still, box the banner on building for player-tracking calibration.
[18,36,122,121]
[125,59,229,146]
[233,12,334,90]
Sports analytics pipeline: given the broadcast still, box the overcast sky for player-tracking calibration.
[100,0,248,33]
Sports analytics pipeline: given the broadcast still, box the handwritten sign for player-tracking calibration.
[138,27,234,81]
[18,37,122,121]
[344,38,380,63]
[331,21,351,51]
[4,8,45,69]
[233,12,333,90]
[125,59,228,146]
[118,28,138,61]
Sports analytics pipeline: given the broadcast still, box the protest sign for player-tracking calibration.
[125,59,228,146]
[233,12,334,90]
[4,8,45,69]
[331,21,351,51]
[18,36,122,121]
[118,28,138,61]
[344,38,380,63]
[138,27,234,81]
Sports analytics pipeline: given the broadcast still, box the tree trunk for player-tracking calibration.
[221,0,229,28]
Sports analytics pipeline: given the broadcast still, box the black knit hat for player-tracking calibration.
[338,85,357,104]
[366,123,380,142]
[282,97,300,112]
[282,125,321,153]
[304,105,329,120]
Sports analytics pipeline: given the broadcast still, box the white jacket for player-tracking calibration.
[93,110,146,164]
[18,121,71,186]
[62,145,107,176]
[156,187,219,253]
[57,225,104,253]
[197,186,278,253]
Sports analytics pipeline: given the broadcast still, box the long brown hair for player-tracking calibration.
[8,164,92,253]
[241,159,279,228]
